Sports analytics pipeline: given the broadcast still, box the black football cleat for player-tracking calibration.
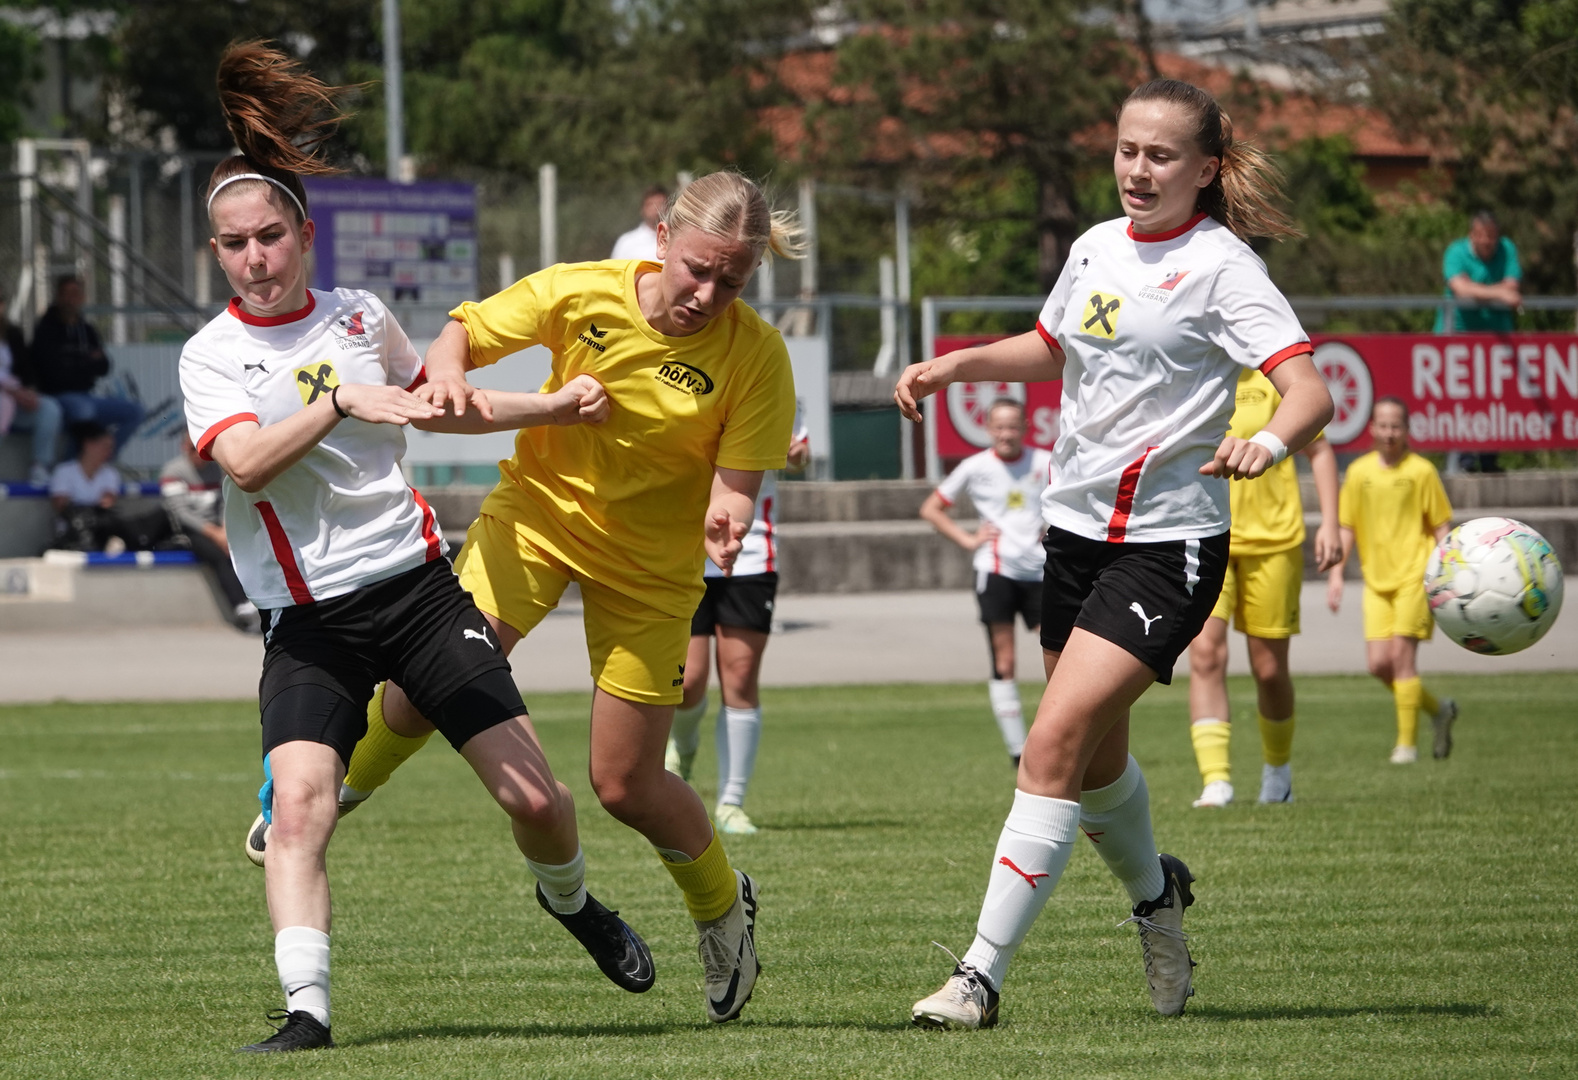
[238,1009,334,1053]
[536,884,656,993]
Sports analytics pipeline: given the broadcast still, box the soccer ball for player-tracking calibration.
[1425,517,1564,655]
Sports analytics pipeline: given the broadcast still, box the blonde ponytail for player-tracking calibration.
[1122,80,1302,242]
[665,171,807,260]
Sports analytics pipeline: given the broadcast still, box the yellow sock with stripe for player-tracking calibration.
[1189,719,1232,785]
[1419,686,1441,717]
[1258,712,1295,767]
[657,831,737,923]
[1393,677,1422,749]
[343,683,434,796]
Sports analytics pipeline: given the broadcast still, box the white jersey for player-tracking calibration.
[704,410,810,579]
[936,447,1055,580]
[180,289,445,609]
[611,223,659,261]
[1036,214,1310,543]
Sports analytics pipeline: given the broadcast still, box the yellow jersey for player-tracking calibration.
[1226,369,1305,556]
[1338,450,1452,594]
[452,260,796,618]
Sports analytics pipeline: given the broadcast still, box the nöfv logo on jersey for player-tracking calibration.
[656,361,715,396]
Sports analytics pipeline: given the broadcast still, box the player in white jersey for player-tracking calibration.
[920,398,1054,766]
[189,43,649,1054]
[898,78,1334,1030]
[665,411,810,835]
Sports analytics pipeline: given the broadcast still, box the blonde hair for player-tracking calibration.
[664,171,807,260]
[206,40,358,223]
[1122,79,1302,242]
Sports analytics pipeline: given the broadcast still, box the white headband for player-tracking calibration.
[206,173,307,221]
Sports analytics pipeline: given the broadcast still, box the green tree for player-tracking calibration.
[0,18,40,142]
[808,1,1135,291]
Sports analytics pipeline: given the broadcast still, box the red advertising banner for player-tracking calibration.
[1310,334,1578,452]
[929,332,1578,465]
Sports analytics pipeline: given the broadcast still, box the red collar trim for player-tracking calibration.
[228,292,316,327]
[1127,212,1209,243]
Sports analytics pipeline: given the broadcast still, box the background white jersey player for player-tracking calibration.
[920,398,1054,766]
[667,404,810,836]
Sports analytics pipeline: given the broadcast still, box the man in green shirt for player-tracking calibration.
[1435,211,1521,333]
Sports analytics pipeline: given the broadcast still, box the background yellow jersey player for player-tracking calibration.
[1328,396,1457,764]
[283,171,801,1025]
[1186,368,1340,807]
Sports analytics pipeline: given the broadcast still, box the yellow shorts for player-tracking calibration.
[1209,547,1302,638]
[454,513,690,705]
[1362,581,1434,642]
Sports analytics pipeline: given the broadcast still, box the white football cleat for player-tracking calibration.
[1432,698,1459,759]
[244,813,269,867]
[715,803,758,835]
[665,737,695,782]
[697,870,759,1023]
[912,949,1000,1031]
[1192,780,1234,808]
[1119,853,1197,1016]
[1390,745,1419,765]
[1258,763,1293,804]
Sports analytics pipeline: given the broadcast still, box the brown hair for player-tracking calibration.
[664,171,807,260]
[206,41,358,223]
[1373,395,1409,422]
[1121,79,1302,242]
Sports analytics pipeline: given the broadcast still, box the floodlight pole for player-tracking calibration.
[383,0,405,183]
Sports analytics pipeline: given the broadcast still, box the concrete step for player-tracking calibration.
[0,552,230,631]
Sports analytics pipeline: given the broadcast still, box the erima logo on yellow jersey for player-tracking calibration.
[577,322,610,352]
[656,361,714,396]
[294,361,339,407]
[1080,292,1122,339]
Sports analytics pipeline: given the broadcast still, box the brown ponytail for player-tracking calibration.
[1121,79,1302,242]
[206,41,359,222]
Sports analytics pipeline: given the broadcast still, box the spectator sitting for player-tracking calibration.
[49,422,130,552]
[161,432,259,632]
[1437,211,1519,473]
[610,184,669,260]
[32,274,144,459]
[0,289,63,486]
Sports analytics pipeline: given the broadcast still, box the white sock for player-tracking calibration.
[274,926,330,1026]
[960,790,1081,991]
[987,679,1027,757]
[526,846,587,915]
[670,699,707,757]
[717,705,761,807]
[1079,755,1165,905]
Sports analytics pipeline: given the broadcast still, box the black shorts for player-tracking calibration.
[1039,525,1229,685]
[690,572,778,637]
[976,571,1042,629]
[258,558,526,764]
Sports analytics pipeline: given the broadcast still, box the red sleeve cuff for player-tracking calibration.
[936,492,954,508]
[197,413,259,460]
[1035,321,1061,353]
[1259,341,1314,375]
[404,366,428,393]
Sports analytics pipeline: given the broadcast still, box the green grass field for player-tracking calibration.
[3,673,1576,1078]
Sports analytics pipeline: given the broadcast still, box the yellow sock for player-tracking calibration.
[1419,686,1440,716]
[343,683,434,794]
[658,831,737,923]
[1258,712,1295,767]
[1393,677,1422,749]
[1190,720,1232,785]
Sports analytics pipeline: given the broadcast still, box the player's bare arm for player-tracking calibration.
[1327,526,1355,612]
[705,466,764,574]
[1202,354,1334,480]
[417,318,491,421]
[209,384,441,493]
[919,490,998,552]
[1304,435,1341,571]
[414,374,610,433]
[895,332,1064,423]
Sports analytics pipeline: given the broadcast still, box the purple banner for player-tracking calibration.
[301,178,477,306]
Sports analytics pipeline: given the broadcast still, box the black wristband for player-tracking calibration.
[330,384,349,419]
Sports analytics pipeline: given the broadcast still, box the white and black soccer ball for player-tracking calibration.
[1425,517,1564,655]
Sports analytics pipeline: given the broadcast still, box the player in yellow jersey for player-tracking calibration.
[1185,368,1340,806]
[251,172,802,1023]
[1328,397,1457,763]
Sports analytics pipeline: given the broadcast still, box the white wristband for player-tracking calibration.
[1249,430,1289,466]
